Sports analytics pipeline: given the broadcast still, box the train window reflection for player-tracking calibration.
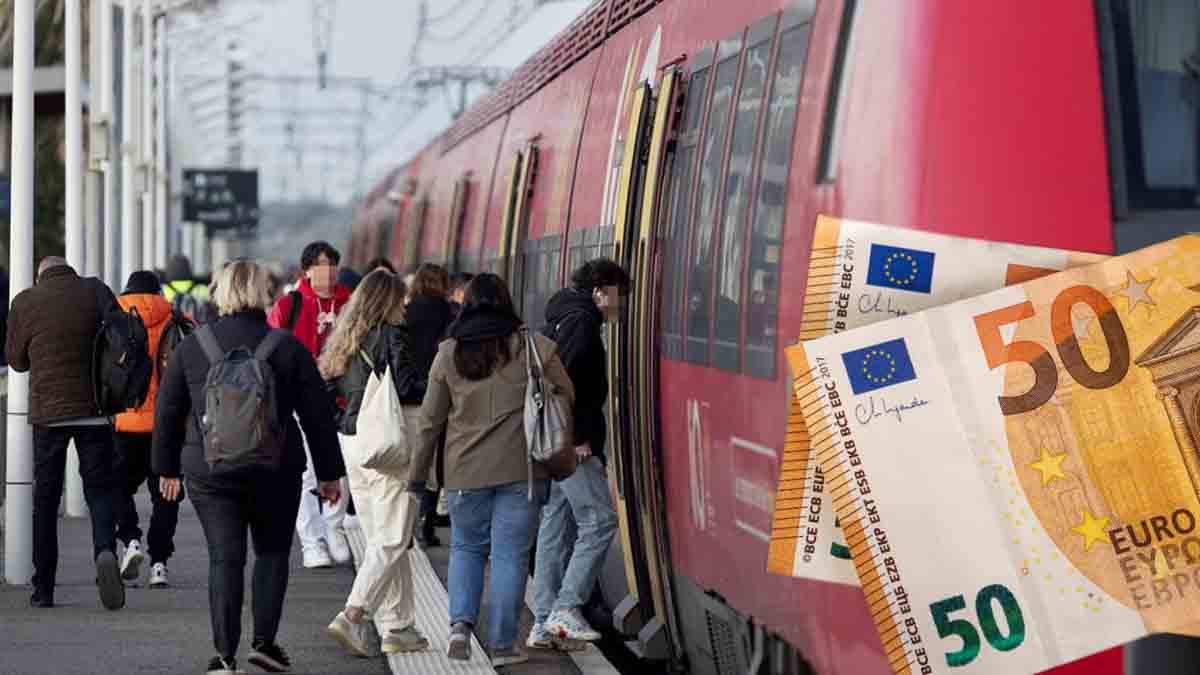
[661,66,711,360]
[686,40,742,364]
[713,40,771,372]
[745,24,810,379]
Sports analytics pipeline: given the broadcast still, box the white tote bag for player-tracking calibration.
[349,349,409,473]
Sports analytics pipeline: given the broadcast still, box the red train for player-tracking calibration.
[349,1,1198,672]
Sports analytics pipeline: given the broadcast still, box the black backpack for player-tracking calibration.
[155,311,194,383]
[194,326,289,476]
[93,305,153,415]
[171,284,218,325]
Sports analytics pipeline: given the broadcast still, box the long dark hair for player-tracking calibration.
[454,273,517,381]
[410,262,449,299]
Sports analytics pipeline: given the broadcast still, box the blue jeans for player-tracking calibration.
[532,458,618,623]
[447,481,542,650]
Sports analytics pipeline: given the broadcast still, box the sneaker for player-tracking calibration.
[326,530,352,565]
[383,625,429,654]
[526,623,586,652]
[29,590,53,608]
[302,545,333,569]
[526,623,556,649]
[149,562,169,588]
[120,539,146,581]
[447,622,472,661]
[490,647,529,667]
[95,550,125,611]
[206,655,244,675]
[327,611,373,658]
[247,640,291,673]
[546,607,601,641]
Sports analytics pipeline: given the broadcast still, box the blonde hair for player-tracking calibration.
[318,270,407,380]
[214,260,274,316]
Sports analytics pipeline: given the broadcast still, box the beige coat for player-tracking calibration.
[410,332,575,491]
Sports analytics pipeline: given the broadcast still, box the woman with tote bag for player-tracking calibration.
[318,270,429,657]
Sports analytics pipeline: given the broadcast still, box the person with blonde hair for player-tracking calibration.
[153,259,345,675]
[320,270,430,656]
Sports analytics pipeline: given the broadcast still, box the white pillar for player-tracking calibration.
[101,0,118,290]
[193,225,210,276]
[210,233,231,272]
[154,14,168,269]
[120,0,140,285]
[140,0,154,271]
[6,0,35,586]
[85,0,103,278]
[63,0,87,519]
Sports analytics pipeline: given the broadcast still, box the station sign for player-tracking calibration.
[182,169,260,231]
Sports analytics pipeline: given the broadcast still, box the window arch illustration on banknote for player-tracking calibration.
[1134,306,1200,499]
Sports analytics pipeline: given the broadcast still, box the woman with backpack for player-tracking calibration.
[152,260,345,675]
[318,270,430,657]
[408,273,574,667]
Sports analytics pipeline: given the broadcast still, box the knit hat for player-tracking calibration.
[165,255,193,282]
[123,270,162,295]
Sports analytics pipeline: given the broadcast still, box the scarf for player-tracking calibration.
[449,304,522,343]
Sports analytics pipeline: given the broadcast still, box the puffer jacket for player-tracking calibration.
[543,288,608,463]
[409,331,574,491]
[330,323,424,435]
[6,265,117,424]
[115,292,176,433]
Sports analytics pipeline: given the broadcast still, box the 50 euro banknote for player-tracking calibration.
[767,214,1106,584]
[790,235,1200,674]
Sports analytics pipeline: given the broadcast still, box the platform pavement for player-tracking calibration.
[0,492,593,675]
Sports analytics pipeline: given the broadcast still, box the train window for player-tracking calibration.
[744,23,811,379]
[660,52,713,360]
[685,36,743,364]
[712,24,775,372]
[817,0,857,184]
[1102,1,1200,252]
[444,178,469,271]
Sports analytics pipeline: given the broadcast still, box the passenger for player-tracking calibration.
[448,271,475,318]
[409,273,574,667]
[320,271,430,657]
[6,257,125,611]
[366,257,396,274]
[112,271,191,588]
[529,258,628,647]
[163,254,217,324]
[405,263,454,547]
[267,241,353,569]
[153,260,345,675]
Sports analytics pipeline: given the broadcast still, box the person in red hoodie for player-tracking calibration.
[268,241,353,568]
[113,271,192,588]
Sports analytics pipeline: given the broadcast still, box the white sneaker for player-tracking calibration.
[328,611,374,658]
[149,562,169,588]
[546,607,602,642]
[327,530,352,565]
[302,545,333,569]
[120,540,146,581]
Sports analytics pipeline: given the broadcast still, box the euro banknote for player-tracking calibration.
[767,214,1106,584]
[790,235,1200,674]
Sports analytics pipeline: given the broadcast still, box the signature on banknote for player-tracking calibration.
[858,291,910,318]
[854,394,931,425]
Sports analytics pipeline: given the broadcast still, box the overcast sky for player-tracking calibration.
[168,0,590,205]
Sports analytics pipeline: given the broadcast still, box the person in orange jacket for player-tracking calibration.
[113,271,191,587]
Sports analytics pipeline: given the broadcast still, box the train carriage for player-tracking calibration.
[349,1,1199,672]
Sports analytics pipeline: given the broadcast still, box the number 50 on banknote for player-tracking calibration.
[791,235,1200,674]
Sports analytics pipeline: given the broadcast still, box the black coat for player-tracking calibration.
[405,294,453,397]
[543,288,607,462]
[330,323,424,434]
[6,266,118,424]
[151,309,345,487]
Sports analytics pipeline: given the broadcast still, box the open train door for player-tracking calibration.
[606,64,686,663]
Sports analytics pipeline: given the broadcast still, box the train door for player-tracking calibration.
[498,144,538,315]
[608,64,685,662]
[444,175,470,271]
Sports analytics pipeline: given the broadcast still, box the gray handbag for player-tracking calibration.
[523,329,578,494]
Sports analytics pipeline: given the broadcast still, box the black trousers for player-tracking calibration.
[32,425,119,594]
[113,432,182,564]
[189,472,302,660]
